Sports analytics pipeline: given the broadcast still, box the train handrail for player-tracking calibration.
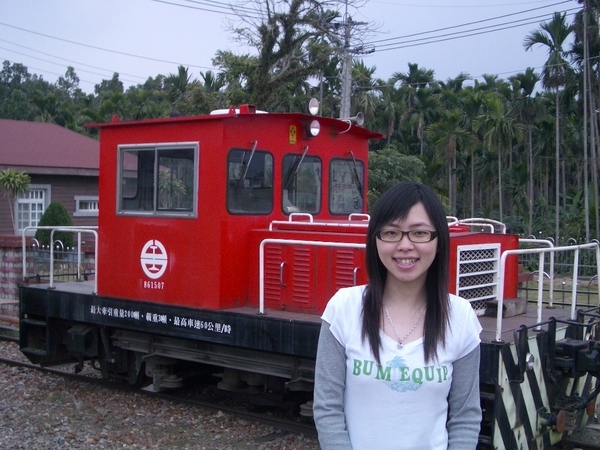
[268,215,370,231]
[455,222,495,233]
[456,218,507,234]
[519,239,555,307]
[258,238,365,314]
[21,226,99,295]
[495,242,600,342]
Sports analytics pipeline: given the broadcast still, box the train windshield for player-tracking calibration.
[329,158,364,214]
[282,154,321,214]
[118,144,198,216]
[227,148,273,214]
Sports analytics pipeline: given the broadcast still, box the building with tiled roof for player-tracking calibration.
[0,119,99,235]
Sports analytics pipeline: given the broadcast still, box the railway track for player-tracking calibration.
[0,320,18,341]
[0,335,317,442]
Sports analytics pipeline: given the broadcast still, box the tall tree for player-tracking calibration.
[165,65,194,105]
[222,0,339,109]
[524,12,574,242]
[426,108,475,215]
[0,169,30,234]
[509,68,541,235]
[474,96,526,223]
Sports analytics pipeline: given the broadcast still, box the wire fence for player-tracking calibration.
[517,239,599,309]
[27,241,95,284]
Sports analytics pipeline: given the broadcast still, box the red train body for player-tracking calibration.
[95,106,378,310]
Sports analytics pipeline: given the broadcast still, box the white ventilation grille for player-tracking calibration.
[456,244,500,315]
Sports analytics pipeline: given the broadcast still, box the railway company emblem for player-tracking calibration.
[140,240,168,279]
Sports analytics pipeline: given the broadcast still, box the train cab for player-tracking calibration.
[93,105,381,311]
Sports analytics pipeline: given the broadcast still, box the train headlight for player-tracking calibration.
[307,119,320,137]
[308,98,319,116]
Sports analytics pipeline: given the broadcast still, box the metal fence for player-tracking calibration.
[517,238,600,310]
[28,242,95,283]
[22,226,98,293]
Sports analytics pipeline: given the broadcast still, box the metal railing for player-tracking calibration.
[21,226,98,294]
[258,238,365,314]
[495,242,600,342]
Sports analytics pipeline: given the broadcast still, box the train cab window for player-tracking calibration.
[118,144,198,216]
[329,158,365,215]
[227,148,273,214]
[282,154,321,214]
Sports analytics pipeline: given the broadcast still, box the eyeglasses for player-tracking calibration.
[376,229,438,243]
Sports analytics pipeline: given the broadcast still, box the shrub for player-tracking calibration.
[34,202,74,248]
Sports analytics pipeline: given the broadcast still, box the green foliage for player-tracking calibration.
[34,202,74,248]
[367,147,425,211]
[1,4,600,241]
[0,169,30,234]
[0,169,30,196]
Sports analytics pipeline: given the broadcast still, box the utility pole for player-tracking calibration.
[335,0,372,119]
[583,0,590,242]
[340,17,353,119]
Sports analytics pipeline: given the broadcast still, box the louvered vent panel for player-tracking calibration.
[291,247,312,305]
[456,244,500,316]
[263,245,283,303]
[334,249,355,290]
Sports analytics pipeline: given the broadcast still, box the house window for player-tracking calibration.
[16,185,50,233]
[74,196,99,217]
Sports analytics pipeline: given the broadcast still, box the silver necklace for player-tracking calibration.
[383,304,426,349]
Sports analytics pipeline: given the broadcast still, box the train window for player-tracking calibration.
[227,148,273,214]
[282,154,321,214]
[118,144,198,216]
[329,158,365,215]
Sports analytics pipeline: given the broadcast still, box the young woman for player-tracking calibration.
[313,182,482,450]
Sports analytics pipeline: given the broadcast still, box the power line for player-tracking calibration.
[367,0,571,45]
[0,21,215,71]
[0,57,101,88]
[150,0,261,19]
[0,39,147,81]
[374,9,578,52]
[368,0,569,9]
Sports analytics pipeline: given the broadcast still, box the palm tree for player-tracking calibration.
[0,169,30,234]
[352,60,378,119]
[426,109,475,214]
[509,68,541,235]
[458,89,486,217]
[393,63,435,91]
[394,64,437,153]
[474,96,526,223]
[165,65,193,105]
[401,87,441,157]
[376,78,402,146]
[524,12,574,242]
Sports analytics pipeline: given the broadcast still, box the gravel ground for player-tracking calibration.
[5,339,600,450]
[0,341,320,450]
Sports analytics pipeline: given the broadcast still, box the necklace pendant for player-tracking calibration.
[397,342,403,349]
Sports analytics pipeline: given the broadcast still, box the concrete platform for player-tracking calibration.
[484,297,528,318]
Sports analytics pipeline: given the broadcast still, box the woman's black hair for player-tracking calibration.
[361,182,450,364]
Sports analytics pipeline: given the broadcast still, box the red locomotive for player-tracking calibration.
[19,103,600,449]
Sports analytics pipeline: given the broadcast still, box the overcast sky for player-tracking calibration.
[0,0,578,95]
